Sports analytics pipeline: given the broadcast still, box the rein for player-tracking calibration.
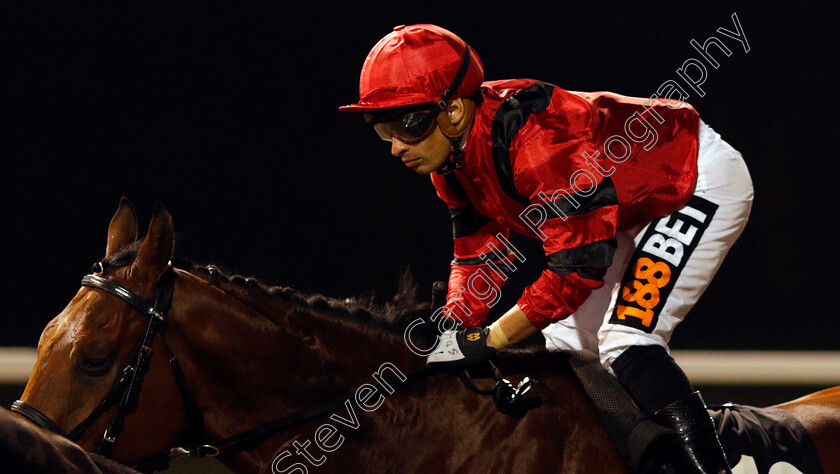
[136,365,437,471]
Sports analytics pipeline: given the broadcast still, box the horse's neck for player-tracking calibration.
[170,272,423,467]
[291,308,422,382]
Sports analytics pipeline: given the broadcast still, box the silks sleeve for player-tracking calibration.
[431,172,515,328]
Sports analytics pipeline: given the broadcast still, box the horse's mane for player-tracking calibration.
[101,242,437,343]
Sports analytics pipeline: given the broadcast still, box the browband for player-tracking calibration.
[82,274,163,321]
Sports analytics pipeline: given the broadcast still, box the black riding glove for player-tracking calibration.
[426,328,496,371]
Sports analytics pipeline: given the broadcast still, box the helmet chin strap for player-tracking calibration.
[435,104,474,174]
[443,135,464,172]
[432,129,465,174]
[430,43,473,174]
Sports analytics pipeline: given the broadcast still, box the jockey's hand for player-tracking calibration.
[426,328,497,371]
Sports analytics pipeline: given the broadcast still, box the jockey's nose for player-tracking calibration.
[390,137,410,157]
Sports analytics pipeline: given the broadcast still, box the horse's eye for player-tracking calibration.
[79,357,113,376]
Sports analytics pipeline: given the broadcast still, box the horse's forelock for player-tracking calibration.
[99,240,143,270]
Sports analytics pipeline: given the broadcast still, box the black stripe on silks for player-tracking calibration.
[450,205,492,238]
[546,238,617,281]
[452,256,487,266]
[490,82,555,205]
[537,177,618,220]
[443,171,469,203]
[452,246,513,267]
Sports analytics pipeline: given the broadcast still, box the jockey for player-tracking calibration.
[341,24,752,474]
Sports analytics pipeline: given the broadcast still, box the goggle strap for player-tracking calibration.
[436,44,472,113]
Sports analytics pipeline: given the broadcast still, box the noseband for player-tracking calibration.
[11,265,206,461]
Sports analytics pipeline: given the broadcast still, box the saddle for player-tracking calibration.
[564,350,675,473]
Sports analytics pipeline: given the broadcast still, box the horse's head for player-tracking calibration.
[14,198,438,472]
[17,198,189,465]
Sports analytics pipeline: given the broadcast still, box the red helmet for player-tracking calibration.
[340,24,484,112]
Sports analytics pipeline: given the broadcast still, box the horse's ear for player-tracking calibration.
[131,203,174,281]
[105,197,139,259]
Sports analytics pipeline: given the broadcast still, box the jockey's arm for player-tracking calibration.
[486,304,537,350]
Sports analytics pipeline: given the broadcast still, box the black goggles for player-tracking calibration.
[365,108,439,144]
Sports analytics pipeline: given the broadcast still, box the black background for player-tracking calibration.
[2,2,838,353]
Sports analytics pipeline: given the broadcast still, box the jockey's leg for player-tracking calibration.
[611,345,692,415]
[612,345,730,473]
[599,121,753,473]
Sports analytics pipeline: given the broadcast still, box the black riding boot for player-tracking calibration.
[653,391,732,474]
[612,345,731,473]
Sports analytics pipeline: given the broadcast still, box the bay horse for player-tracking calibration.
[12,199,840,473]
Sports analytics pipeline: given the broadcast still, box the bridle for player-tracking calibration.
[11,264,208,466]
[11,263,532,472]
[9,262,432,471]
